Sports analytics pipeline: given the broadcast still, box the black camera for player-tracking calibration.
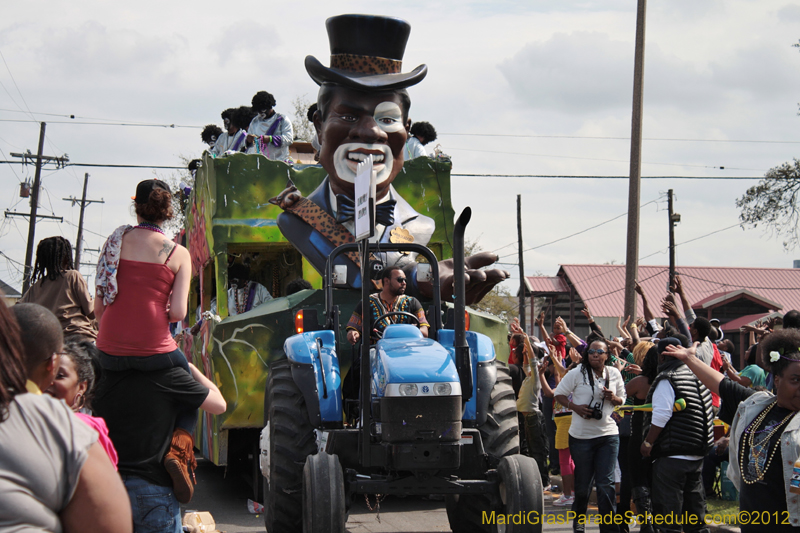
[589,402,603,420]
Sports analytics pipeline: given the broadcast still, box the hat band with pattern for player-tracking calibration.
[330,53,402,75]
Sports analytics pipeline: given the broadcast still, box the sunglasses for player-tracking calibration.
[587,349,607,355]
[394,277,407,284]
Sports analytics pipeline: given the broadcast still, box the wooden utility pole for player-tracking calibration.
[22,122,47,294]
[623,0,648,321]
[517,194,526,329]
[63,173,104,268]
[668,189,676,289]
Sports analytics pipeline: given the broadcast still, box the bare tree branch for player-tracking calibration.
[736,158,800,250]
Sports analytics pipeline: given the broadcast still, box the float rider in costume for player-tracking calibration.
[245,90,294,162]
[270,14,508,306]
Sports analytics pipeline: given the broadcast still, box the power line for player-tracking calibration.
[62,218,107,239]
[581,268,668,303]
[639,222,743,260]
[675,270,800,291]
[498,197,662,259]
[0,159,768,177]
[0,50,34,120]
[0,118,199,129]
[451,174,762,180]
[3,108,797,145]
[441,132,800,144]
[446,147,762,171]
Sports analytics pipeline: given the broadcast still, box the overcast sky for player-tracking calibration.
[2,0,799,296]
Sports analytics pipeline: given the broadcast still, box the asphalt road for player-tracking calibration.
[183,459,611,533]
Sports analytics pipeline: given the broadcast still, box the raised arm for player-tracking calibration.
[662,298,691,339]
[547,341,568,378]
[536,311,551,345]
[671,275,696,324]
[582,307,603,335]
[634,281,656,324]
[722,358,752,388]
[629,318,641,345]
[556,316,584,349]
[663,343,725,395]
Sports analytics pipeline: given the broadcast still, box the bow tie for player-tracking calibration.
[335,194,396,226]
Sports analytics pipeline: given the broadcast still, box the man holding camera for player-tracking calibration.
[641,337,715,533]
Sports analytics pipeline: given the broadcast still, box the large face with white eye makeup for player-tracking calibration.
[315,86,410,199]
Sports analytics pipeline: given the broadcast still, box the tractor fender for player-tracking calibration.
[474,358,497,427]
[438,329,497,424]
[283,330,342,427]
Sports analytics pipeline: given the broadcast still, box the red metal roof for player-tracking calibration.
[719,312,781,332]
[548,264,800,319]
[524,276,570,294]
[692,289,782,311]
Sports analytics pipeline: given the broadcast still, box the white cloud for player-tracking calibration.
[35,21,180,79]
[498,31,634,115]
[210,21,283,67]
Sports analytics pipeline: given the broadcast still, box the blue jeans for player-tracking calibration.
[569,434,620,533]
[122,475,181,533]
[99,349,197,432]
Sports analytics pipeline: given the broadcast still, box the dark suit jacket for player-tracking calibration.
[277,177,434,289]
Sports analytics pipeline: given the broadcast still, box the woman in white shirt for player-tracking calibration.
[554,339,626,533]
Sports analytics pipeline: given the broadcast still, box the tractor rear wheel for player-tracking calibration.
[263,360,317,533]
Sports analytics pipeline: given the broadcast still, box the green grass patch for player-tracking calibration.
[707,498,740,526]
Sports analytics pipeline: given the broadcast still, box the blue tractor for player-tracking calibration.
[260,209,544,532]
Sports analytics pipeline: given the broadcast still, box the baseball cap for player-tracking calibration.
[132,179,170,204]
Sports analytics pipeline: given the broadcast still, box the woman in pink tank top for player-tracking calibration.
[95,179,213,505]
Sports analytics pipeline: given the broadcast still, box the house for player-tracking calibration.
[0,278,21,307]
[523,264,800,368]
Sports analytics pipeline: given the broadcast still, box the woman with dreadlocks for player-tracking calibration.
[555,338,627,533]
[19,236,96,341]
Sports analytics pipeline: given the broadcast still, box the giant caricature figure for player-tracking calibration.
[273,14,507,305]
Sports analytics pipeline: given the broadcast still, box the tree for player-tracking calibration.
[736,158,800,250]
[470,283,519,322]
[462,239,542,323]
[291,94,316,143]
[153,155,193,236]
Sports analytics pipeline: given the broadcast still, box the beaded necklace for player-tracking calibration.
[232,283,247,315]
[135,222,165,235]
[740,401,797,484]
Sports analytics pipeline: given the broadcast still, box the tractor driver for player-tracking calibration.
[346,266,429,346]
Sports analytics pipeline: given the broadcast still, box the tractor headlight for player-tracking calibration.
[433,383,452,396]
[399,383,419,396]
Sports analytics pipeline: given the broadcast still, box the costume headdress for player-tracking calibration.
[305,14,427,91]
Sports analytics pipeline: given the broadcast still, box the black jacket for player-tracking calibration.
[644,358,714,458]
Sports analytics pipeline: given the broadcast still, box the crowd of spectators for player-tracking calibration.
[510,273,793,533]
[2,179,228,532]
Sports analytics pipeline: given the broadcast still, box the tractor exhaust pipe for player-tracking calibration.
[453,208,473,402]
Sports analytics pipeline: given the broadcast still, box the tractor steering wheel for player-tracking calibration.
[373,311,420,340]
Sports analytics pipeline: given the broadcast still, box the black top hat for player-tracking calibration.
[305,14,427,91]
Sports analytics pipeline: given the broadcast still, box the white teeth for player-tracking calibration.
[347,152,385,163]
